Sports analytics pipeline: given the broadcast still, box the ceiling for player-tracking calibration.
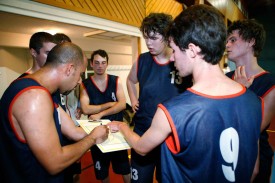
[0,0,274,44]
[0,11,134,43]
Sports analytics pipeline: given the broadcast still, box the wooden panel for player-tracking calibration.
[33,0,145,27]
[207,0,246,21]
[33,0,245,28]
[33,0,183,27]
[225,0,246,21]
[145,0,183,17]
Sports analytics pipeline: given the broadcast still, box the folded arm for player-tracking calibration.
[80,83,115,115]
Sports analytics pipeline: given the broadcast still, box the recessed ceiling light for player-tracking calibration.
[42,29,58,35]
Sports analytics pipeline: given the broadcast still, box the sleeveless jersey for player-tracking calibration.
[227,71,275,181]
[17,72,66,110]
[82,74,123,121]
[160,88,262,183]
[0,78,63,183]
[133,52,192,135]
[17,72,29,78]
[52,90,66,111]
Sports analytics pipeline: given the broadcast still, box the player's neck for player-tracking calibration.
[235,56,265,78]
[92,74,107,91]
[192,63,242,96]
[154,47,172,64]
[30,68,59,94]
[92,73,107,81]
[31,59,42,73]
[24,67,34,75]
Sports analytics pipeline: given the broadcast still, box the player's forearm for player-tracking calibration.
[119,123,148,156]
[100,101,126,117]
[127,79,138,105]
[82,102,114,115]
[65,126,87,141]
[42,133,96,175]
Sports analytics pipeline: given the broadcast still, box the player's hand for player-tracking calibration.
[234,66,254,88]
[75,108,82,119]
[132,102,139,113]
[107,121,125,133]
[89,113,103,120]
[91,125,109,144]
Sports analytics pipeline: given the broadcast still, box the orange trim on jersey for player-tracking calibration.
[54,102,59,109]
[262,86,275,98]
[231,71,274,98]
[24,71,31,75]
[254,71,269,78]
[187,86,246,99]
[91,75,108,93]
[116,76,119,94]
[136,55,140,77]
[158,104,180,154]
[8,86,52,143]
[260,97,265,124]
[232,71,269,80]
[81,82,88,94]
[152,56,170,66]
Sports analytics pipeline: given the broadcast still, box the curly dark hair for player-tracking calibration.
[227,19,266,57]
[140,13,173,42]
[169,4,226,65]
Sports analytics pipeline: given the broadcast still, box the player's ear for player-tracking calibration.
[249,38,256,47]
[188,43,201,58]
[66,63,74,76]
[30,48,37,58]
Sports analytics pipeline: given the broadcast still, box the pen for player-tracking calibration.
[88,120,102,123]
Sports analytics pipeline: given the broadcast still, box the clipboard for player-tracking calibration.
[77,119,131,153]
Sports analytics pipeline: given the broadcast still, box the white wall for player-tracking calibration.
[0,67,20,97]
[0,46,31,72]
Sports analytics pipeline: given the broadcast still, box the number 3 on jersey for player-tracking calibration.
[219,127,239,182]
[131,167,138,181]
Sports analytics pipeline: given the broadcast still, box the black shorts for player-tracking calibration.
[90,146,130,180]
[130,146,161,183]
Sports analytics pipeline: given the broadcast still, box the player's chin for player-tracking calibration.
[62,89,73,96]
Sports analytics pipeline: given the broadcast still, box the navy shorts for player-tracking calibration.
[90,146,130,180]
[130,146,161,183]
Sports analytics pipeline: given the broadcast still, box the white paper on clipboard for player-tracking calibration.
[77,119,131,153]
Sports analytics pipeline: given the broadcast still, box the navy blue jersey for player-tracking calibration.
[82,74,123,121]
[52,90,66,111]
[17,72,66,110]
[133,52,192,135]
[0,78,63,183]
[227,71,275,182]
[17,72,29,78]
[160,88,262,183]
[226,71,275,98]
